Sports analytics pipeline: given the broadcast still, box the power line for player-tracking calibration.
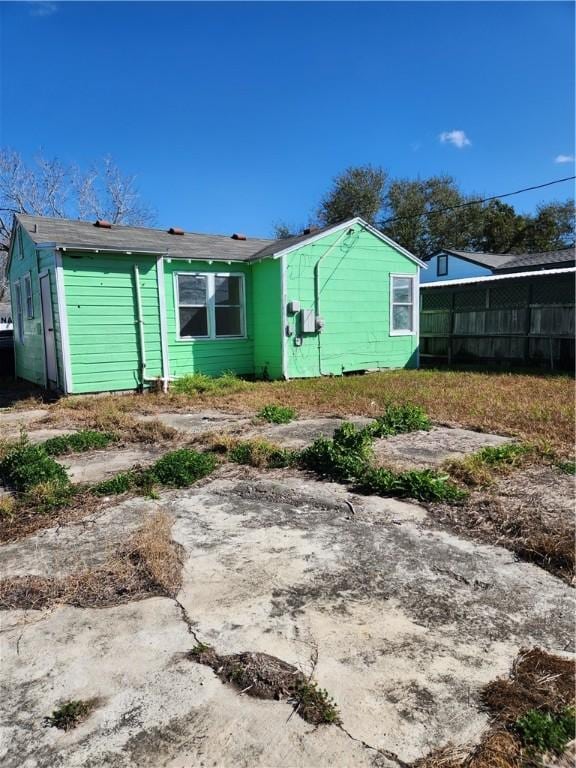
[380,175,576,225]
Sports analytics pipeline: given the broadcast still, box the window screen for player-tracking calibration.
[215,275,242,337]
[24,274,34,319]
[437,254,448,276]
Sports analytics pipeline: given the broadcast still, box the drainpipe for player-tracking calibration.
[313,227,352,376]
[133,264,163,389]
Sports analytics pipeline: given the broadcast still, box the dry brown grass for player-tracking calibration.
[46,398,176,444]
[429,466,575,584]
[41,370,575,456]
[413,649,575,768]
[0,512,182,610]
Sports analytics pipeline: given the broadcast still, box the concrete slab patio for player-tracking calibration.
[1,471,573,768]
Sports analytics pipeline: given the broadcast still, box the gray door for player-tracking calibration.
[40,274,58,389]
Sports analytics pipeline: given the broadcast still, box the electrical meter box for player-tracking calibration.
[299,309,316,333]
[287,300,301,314]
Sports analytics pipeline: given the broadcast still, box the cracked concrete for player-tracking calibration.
[373,426,512,468]
[1,471,573,767]
[55,446,167,484]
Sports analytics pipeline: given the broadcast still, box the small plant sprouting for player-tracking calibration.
[514,706,576,756]
[43,430,117,456]
[257,405,297,424]
[229,439,297,469]
[368,403,432,438]
[292,681,341,725]
[44,698,99,731]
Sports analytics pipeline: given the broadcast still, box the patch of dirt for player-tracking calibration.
[413,648,575,768]
[189,647,340,725]
[0,512,183,609]
[427,466,575,584]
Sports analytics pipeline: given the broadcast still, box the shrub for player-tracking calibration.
[43,430,117,456]
[44,699,99,731]
[368,404,431,438]
[172,371,249,395]
[24,480,76,512]
[150,449,217,488]
[514,707,575,756]
[299,422,373,482]
[229,439,297,469]
[293,681,341,725]
[93,471,136,496]
[0,442,69,493]
[257,405,297,424]
[356,466,467,503]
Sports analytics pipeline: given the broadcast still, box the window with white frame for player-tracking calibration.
[24,273,34,319]
[390,275,415,334]
[176,273,245,340]
[14,281,24,342]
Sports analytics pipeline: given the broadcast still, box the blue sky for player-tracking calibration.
[1,1,574,237]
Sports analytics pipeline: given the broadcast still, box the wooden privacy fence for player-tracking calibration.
[420,273,575,369]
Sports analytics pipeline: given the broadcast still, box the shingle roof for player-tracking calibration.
[16,214,274,262]
[430,247,575,272]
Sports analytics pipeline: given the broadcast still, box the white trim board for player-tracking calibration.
[54,251,73,394]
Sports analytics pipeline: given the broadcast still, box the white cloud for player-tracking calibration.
[554,154,575,164]
[439,130,471,149]
[28,2,58,18]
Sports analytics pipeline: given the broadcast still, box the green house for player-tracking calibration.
[7,214,425,394]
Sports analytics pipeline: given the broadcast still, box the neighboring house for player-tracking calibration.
[0,300,14,374]
[421,247,575,283]
[7,214,425,394]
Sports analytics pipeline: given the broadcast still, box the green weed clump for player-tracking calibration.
[93,449,217,495]
[257,404,297,424]
[293,681,341,725]
[150,449,217,488]
[367,403,431,437]
[514,706,575,757]
[299,422,374,482]
[229,439,297,469]
[172,371,249,396]
[43,430,117,456]
[356,466,467,503]
[24,479,77,512]
[0,442,69,493]
[44,699,99,731]
[556,460,576,475]
[93,472,137,496]
[446,442,533,487]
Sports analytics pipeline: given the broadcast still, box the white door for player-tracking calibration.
[40,274,58,389]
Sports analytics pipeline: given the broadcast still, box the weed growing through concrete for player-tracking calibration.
[43,430,117,456]
[93,449,217,495]
[44,699,100,731]
[444,443,534,487]
[357,466,466,503]
[367,403,431,437]
[0,441,69,493]
[188,646,340,726]
[292,681,341,725]
[414,648,575,768]
[299,422,374,482]
[229,438,298,469]
[257,404,297,424]
[514,706,575,757]
[556,459,576,475]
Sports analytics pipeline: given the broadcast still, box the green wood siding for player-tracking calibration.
[9,228,46,387]
[284,227,419,378]
[63,253,162,393]
[252,257,283,379]
[163,259,254,377]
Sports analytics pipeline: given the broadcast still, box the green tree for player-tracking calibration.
[318,165,388,226]
[519,200,575,252]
